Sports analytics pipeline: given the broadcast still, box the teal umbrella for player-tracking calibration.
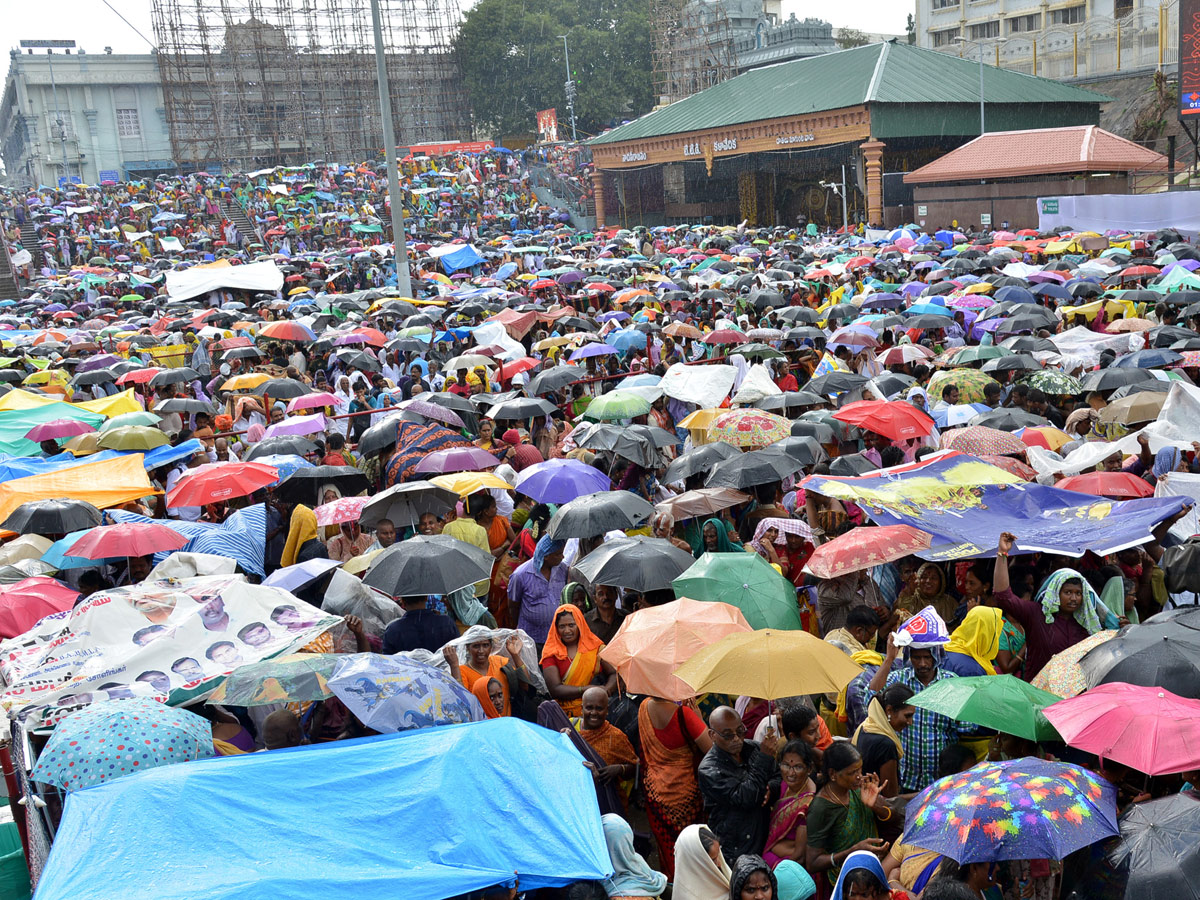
[672,552,802,630]
[953,345,1013,364]
[100,411,162,431]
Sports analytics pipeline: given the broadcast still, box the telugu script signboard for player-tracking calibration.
[1182,0,1200,116]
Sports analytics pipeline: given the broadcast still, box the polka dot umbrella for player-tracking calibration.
[706,409,791,450]
[31,698,215,792]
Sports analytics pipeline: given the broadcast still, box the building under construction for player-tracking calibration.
[151,0,470,173]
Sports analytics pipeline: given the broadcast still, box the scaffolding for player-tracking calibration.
[151,0,470,173]
[650,0,737,107]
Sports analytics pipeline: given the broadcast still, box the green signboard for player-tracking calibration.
[1040,198,1059,215]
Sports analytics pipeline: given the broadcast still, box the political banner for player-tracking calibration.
[536,108,559,142]
[802,451,1188,561]
[0,574,339,727]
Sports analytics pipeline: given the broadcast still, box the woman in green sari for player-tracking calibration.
[806,742,891,899]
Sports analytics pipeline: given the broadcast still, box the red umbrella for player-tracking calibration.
[1119,265,1160,278]
[978,454,1038,481]
[529,279,557,290]
[25,419,96,442]
[1056,471,1153,499]
[66,522,188,559]
[116,368,163,386]
[832,400,934,441]
[1043,682,1200,775]
[0,576,79,639]
[703,329,749,345]
[803,525,933,579]
[166,462,280,508]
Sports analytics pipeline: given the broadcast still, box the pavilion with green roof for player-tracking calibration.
[586,40,1108,229]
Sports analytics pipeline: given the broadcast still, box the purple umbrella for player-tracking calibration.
[1027,272,1067,284]
[513,458,612,504]
[263,413,327,439]
[556,271,584,284]
[43,303,66,313]
[413,446,501,474]
[78,354,124,373]
[399,399,464,429]
[26,419,96,442]
[597,311,630,322]
[333,334,368,346]
[262,557,343,592]
[569,343,618,361]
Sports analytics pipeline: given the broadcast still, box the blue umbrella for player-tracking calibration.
[250,454,315,485]
[1112,349,1183,369]
[514,458,612,503]
[995,286,1037,304]
[907,303,954,317]
[606,329,646,353]
[262,558,343,593]
[328,653,484,733]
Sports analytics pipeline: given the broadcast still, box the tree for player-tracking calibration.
[455,0,653,139]
[906,13,917,44]
[834,27,871,49]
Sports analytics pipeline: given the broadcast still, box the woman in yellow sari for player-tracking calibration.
[540,604,617,716]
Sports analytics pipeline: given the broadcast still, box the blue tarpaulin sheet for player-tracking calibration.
[34,718,611,900]
[439,245,485,273]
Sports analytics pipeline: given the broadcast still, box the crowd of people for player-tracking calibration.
[1,153,1199,900]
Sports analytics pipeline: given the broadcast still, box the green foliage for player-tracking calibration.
[834,27,870,49]
[455,0,653,139]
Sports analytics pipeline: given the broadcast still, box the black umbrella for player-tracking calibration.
[969,408,1051,430]
[411,391,478,432]
[154,398,215,415]
[338,350,382,373]
[774,307,819,324]
[1081,617,1200,698]
[829,453,878,476]
[547,492,654,539]
[1,498,102,534]
[244,436,319,461]
[1161,539,1200,594]
[363,534,493,597]
[71,369,117,386]
[572,535,696,592]
[705,445,804,490]
[1107,793,1200,900]
[755,390,824,412]
[1109,380,1172,399]
[486,397,557,421]
[222,346,265,361]
[663,443,741,485]
[571,423,674,467]
[359,482,459,529]
[524,365,583,397]
[807,372,867,396]
[790,420,836,444]
[981,354,1043,374]
[354,416,401,458]
[278,465,369,504]
[1080,368,1155,392]
[148,367,201,388]
[254,378,312,399]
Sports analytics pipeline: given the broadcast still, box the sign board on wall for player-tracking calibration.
[99,170,120,183]
[1040,198,1059,215]
[1181,0,1200,116]
[979,213,992,225]
[917,205,928,216]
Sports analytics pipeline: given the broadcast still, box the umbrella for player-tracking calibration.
[663,443,743,484]
[832,400,934,441]
[928,369,999,404]
[1043,682,1200,776]
[1080,368,1155,392]
[706,409,791,450]
[910,674,1062,742]
[412,446,501,474]
[1031,630,1118,698]
[30,698,215,792]
[0,576,80,638]
[255,378,312,399]
[572,535,697,592]
[99,411,163,431]
[572,422,674,468]
[154,398,215,415]
[1098,392,1168,426]
[66,523,187,559]
[1109,793,1200,900]
[656,487,751,519]
[1056,471,1154,499]
[244,436,318,461]
[581,390,653,421]
[941,426,1027,456]
[547,492,655,539]
[903,758,1119,863]
[206,653,338,706]
[25,419,95,442]
[355,417,402,458]
[704,445,805,489]
[97,425,168,451]
[167,462,280,508]
[430,472,514,497]
[1022,370,1083,395]
[278,465,369,503]
[600,598,752,700]
[1,498,102,534]
[261,559,344,594]
[0,534,51,566]
[363,534,494,597]
[327,652,484,733]
[673,628,863,699]
[359,482,459,529]
[513,458,612,503]
[1081,618,1200,698]
[970,408,1051,431]
[314,496,371,527]
[802,525,933,579]
[486,397,557,420]
[673,552,802,630]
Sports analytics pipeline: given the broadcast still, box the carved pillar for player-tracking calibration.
[860,140,886,227]
[592,170,606,229]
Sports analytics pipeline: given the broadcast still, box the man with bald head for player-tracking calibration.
[697,705,780,863]
[574,686,639,807]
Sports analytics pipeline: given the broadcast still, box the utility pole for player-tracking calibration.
[560,34,578,142]
[369,0,413,297]
[20,41,77,185]
[841,164,848,233]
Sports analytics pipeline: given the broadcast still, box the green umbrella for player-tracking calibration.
[581,390,653,422]
[672,552,802,631]
[909,674,1061,742]
[118,293,143,303]
[1021,370,1082,396]
[738,342,786,361]
[100,411,162,432]
[953,345,1013,364]
[96,425,169,451]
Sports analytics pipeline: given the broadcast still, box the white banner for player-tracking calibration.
[1038,193,1200,238]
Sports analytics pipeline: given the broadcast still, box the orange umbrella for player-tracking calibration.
[600,597,752,701]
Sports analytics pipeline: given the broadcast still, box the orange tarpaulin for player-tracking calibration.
[0,454,159,526]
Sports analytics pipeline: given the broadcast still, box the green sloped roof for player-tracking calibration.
[590,41,1110,145]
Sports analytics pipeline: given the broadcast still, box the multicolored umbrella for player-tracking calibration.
[928,369,1000,404]
[673,551,802,630]
[910,674,1062,742]
[706,409,791,450]
[314,496,371,527]
[941,425,1028,456]
[31,698,215,792]
[581,389,653,421]
[328,653,484,733]
[904,758,1119,863]
[1022,370,1083,395]
[1031,630,1118,698]
[803,525,932,579]
[207,653,338,706]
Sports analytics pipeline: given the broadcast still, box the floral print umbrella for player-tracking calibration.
[314,496,370,527]
[942,426,1028,457]
[928,369,1000,404]
[706,409,791,450]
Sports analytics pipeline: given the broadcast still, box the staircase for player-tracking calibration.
[0,232,20,300]
[19,222,41,269]
[219,198,265,249]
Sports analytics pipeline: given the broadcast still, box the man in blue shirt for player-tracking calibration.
[381,595,459,654]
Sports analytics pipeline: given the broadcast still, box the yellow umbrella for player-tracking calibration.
[534,335,573,351]
[342,547,385,576]
[221,372,272,391]
[673,629,863,699]
[964,282,994,294]
[64,432,102,456]
[430,472,513,496]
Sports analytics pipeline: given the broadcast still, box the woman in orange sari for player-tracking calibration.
[539,605,616,717]
[471,676,510,719]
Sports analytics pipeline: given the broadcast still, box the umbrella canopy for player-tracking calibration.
[66,522,188,559]
[261,558,344,594]
[704,445,805,490]
[572,535,697,593]
[513,458,612,504]
[910,674,1061,742]
[903,758,1119,863]
[663,442,742,484]
[803,525,932,579]
[1,498,102,534]
[833,400,934,441]
[359,482,459,529]
[941,425,1027,456]
[656,487,751,519]
[430,471,514,496]
[1043,682,1200,775]
[581,390,653,421]
[26,419,95,442]
[1031,630,1118,698]
[99,411,162,432]
[1109,793,1200,900]
[314,496,370,527]
[31,698,215,792]
[206,653,338,706]
[673,552,803,630]
[327,652,484,733]
[706,409,791,450]
[547,492,655,539]
[0,575,79,638]
[673,628,863,699]
[166,462,280,508]
[413,446,501,474]
[96,425,168,451]
[600,598,752,700]
[1056,471,1155,499]
[362,534,494,597]
[277,465,369,504]
[1081,617,1200,698]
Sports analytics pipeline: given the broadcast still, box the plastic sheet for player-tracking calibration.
[35,718,612,900]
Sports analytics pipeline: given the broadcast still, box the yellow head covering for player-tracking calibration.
[852,696,904,758]
[943,606,1004,676]
[281,505,318,568]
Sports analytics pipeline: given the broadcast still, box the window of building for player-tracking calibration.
[932,27,961,46]
[932,0,960,11]
[968,20,1000,38]
[116,108,141,138]
[1048,5,1085,24]
[1008,12,1041,32]
[1113,0,1133,16]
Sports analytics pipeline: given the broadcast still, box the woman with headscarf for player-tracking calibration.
[673,825,732,900]
[830,850,892,900]
[696,517,743,557]
[897,563,956,629]
[852,685,914,799]
[540,604,616,716]
[1099,574,1138,626]
[281,505,325,567]
[992,532,1119,680]
[940,606,1005,677]
[601,814,668,900]
[729,855,778,900]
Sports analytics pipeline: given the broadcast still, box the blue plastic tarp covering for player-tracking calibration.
[440,244,485,273]
[35,718,611,900]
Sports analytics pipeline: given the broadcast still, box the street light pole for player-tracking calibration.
[560,34,578,142]
[955,36,996,136]
[840,164,848,232]
[369,0,413,298]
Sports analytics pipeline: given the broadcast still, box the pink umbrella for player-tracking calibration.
[315,496,371,527]
[66,522,188,559]
[1043,682,1200,775]
[0,576,80,638]
[26,419,96,442]
[413,446,501,474]
[263,413,327,439]
[287,392,343,414]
